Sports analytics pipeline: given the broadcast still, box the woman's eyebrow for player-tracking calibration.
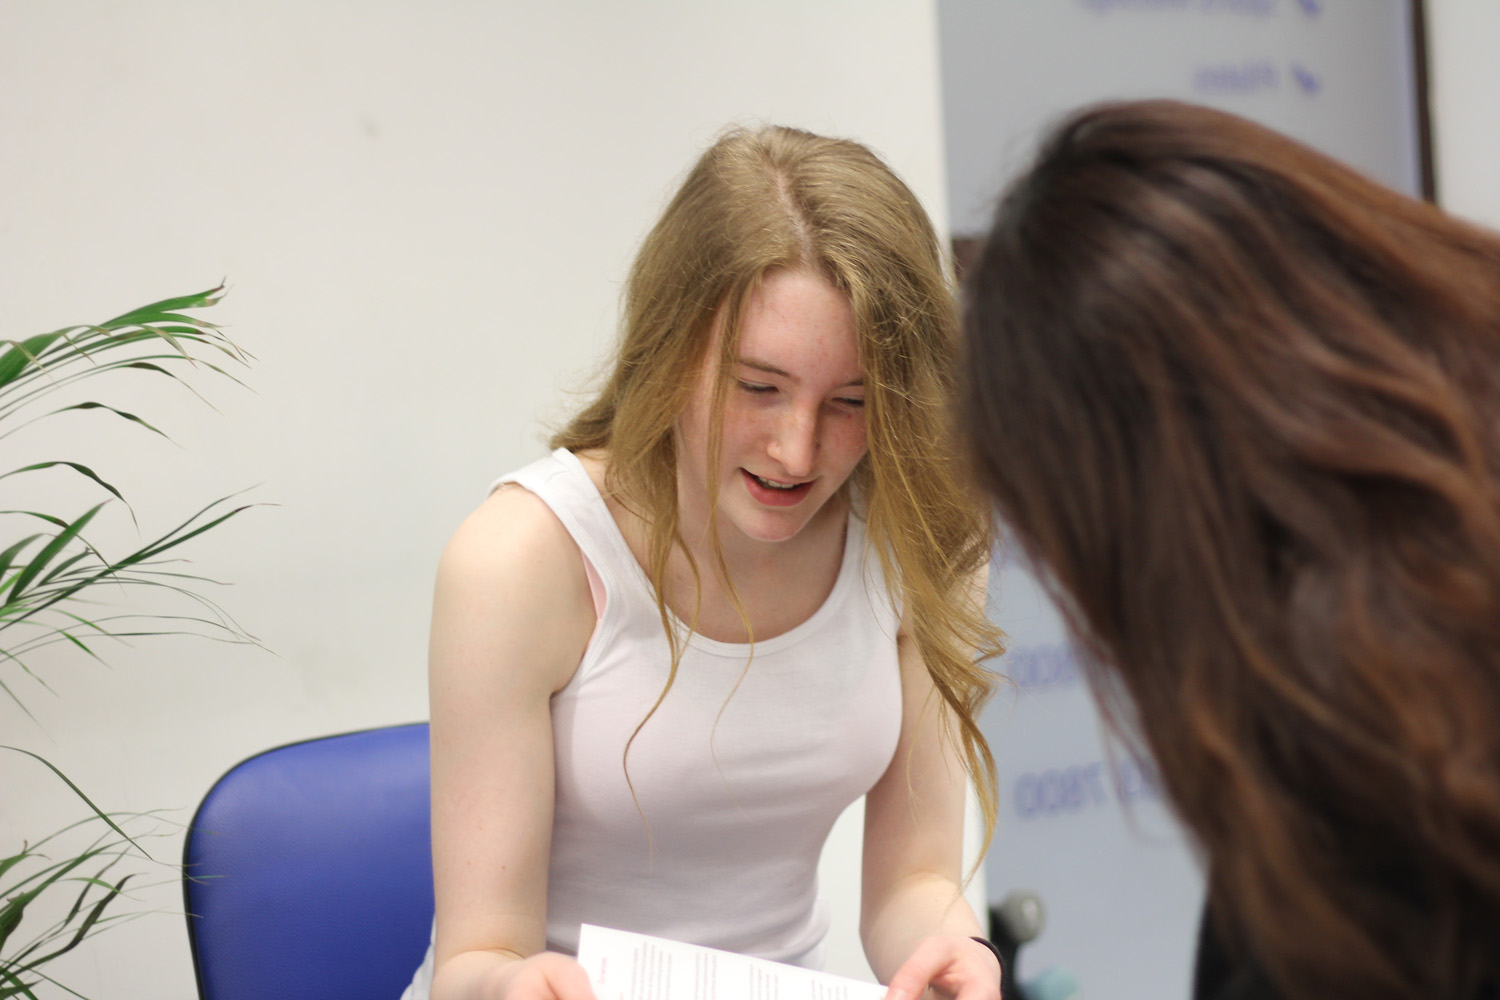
[736,357,864,387]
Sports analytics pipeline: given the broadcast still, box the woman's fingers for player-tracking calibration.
[884,936,1003,1000]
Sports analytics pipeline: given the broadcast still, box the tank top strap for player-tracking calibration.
[491,448,645,613]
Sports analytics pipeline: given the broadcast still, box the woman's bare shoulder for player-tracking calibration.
[433,483,596,694]
[446,481,579,561]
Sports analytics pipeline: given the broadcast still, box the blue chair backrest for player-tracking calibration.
[183,723,435,1000]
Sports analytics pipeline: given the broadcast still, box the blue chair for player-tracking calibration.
[182,723,435,1000]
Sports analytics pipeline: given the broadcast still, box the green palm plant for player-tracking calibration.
[0,286,256,998]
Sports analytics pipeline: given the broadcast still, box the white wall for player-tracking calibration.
[1427,1,1500,229]
[0,3,950,995]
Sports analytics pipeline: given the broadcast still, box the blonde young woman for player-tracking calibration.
[403,126,1004,1000]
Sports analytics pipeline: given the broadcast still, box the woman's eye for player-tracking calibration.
[736,380,776,395]
[836,397,866,409]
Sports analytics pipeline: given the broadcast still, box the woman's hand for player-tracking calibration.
[435,949,597,1000]
[884,934,1003,1000]
[487,952,597,1000]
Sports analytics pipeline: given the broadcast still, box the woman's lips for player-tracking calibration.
[742,469,812,506]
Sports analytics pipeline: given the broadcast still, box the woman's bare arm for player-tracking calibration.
[860,619,1001,1000]
[428,486,599,1000]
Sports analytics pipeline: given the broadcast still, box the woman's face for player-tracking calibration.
[676,269,868,549]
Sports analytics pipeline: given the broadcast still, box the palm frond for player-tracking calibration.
[2,286,259,997]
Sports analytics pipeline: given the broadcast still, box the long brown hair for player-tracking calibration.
[553,125,1004,847]
[961,100,1500,999]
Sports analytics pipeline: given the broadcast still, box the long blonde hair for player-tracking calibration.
[553,124,1004,846]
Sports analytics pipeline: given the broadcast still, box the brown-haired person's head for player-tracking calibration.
[962,99,1500,1000]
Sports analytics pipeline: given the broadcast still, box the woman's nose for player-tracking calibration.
[767,407,817,477]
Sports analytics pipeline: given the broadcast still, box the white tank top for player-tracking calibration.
[402,449,902,997]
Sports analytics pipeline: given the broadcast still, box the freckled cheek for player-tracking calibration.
[717,404,775,462]
[827,420,868,470]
